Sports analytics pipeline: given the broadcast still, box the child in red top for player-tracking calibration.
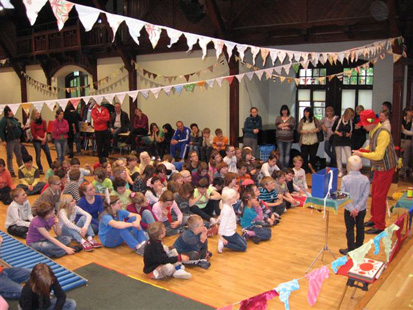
[0,158,15,204]
[30,109,52,174]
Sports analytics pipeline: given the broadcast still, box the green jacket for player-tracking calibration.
[0,116,22,142]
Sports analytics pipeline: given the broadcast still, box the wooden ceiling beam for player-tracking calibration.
[228,0,261,28]
[205,0,227,38]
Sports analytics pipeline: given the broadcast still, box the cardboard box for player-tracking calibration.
[312,167,338,198]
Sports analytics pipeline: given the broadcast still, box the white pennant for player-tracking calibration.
[163,86,173,96]
[185,33,198,52]
[8,103,20,115]
[145,24,162,49]
[224,42,236,59]
[49,0,74,30]
[140,90,149,99]
[151,88,162,99]
[198,37,211,59]
[286,52,293,63]
[23,0,48,26]
[278,51,286,64]
[216,77,224,87]
[236,45,248,61]
[250,46,260,65]
[128,91,139,102]
[57,99,68,111]
[261,49,269,65]
[45,101,56,112]
[274,66,282,75]
[319,54,327,65]
[104,94,115,103]
[213,40,225,59]
[166,27,182,48]
[337,53,345,64]
[255,70,264,81]
[116,93,127,104]
[75,4,101,32]
[106,12,125,42]
[264,68,273,79]
[246,72,255,81]
[206,79,215,88]
[33,102,44,112]
[269,50,278,65]
[235,74,245,82]
[294,53,302,61]
[283,63,291,75]
[93,95,104,105]
[1,0,14,9]
[125,17,145,45]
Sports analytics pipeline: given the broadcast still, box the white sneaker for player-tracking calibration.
[217,240,224,254]
[173,269,192,279]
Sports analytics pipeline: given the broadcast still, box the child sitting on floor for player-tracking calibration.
[339,155,370,255]
[58,194,101,252]
[242,183,278,226]
[32,176,62,215]
[285,168,306,207]
[212,128,228,157]
[152,191,183,236]
[223,145,238,174]
[174,183,194,225]
[292,155,311,196]
[26,202,76,258]
[112,178,132,209]
[258,153,280,183]
[0,158,15,205]
[69,157,92,185]
[217,188,247,254]
[5,188,33,238]
[92,167,113,198]
[173,215,211,269]
[240,192,272,244]
[126,155,140,181]
[143,222,191,280]
[272,170,300,208]
[258,176,285,217]
[63,168,82,202]
[45,160,61,181]
[126,192,157,230]
[98,196,147,255]
[17,155,45,196]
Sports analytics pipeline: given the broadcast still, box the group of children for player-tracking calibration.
[0,136,370,282]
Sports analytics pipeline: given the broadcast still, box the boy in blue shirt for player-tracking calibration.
[258,176,285,217]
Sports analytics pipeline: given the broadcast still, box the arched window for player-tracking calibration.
[65,71,88,98]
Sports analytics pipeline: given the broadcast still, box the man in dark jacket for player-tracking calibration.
[110,102,130,149]
[0,106,23,177]
[243,107,262,158]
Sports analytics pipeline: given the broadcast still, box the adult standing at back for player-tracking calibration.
[52,108,69,164]
[110,101,130,149]
[64,102,82,158]
[91,100,111,163]
[297,107,322,173]
[353,110,397,234]
[331,108,355,177]
[170,121,191,160]
[351,105,367,151]
[126,108,149,151]
[321,106,338,167]
[243,107,262,159]
[275,105,295,168]
[30,109,52,175]
[0,106,23,177]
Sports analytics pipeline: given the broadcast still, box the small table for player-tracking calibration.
[394,193,413,210]
[303,195,352,272]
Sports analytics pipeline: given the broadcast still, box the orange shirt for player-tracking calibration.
[0,169,15,190]
[213,135,228,151]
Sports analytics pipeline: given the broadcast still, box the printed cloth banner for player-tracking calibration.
[23,0,48,25]
[373,231,388,255]
[145,24,162,49]
[75,4,102,32]
[239,289,278,310]
[275,279,300,310]
[331,256,348,274]
[348,239,373,268]
[382,224,399,261]
[305,266,329,306]
[49,0,74,31]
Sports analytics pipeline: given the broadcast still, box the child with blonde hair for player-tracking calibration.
[292,155,311,196]
[217,188,247,253]
[5,188,33,238]
[173,215,211,269]
[58,194,101,252]
[143,222,191,279]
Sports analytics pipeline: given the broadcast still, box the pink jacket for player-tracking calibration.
[52,119,69,140]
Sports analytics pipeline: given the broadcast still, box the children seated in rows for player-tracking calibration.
[292,155,310,196]
[173,214,211,269]
[208,150,223,181]
[126,155,140,181]
[69,157,92,185]
[183,151,200,172]
[58,194,101,252]
[6,188,33,238]
[218,188,247,253]
[78,181,104,234]
[258,153,280,182]
[63,168,82,202]
[133,165,155,193]
[242,183,278,226]
[145,177,165,205]
[126,192,157,230]
[241,148,259,181]
[189,178,221,225]
[180,169,192,184]
[272,171,300,208]
[92,167,113,197]
[32,176,62,215]
[191,162,209,187]
[188,123,202,157]
[214,162,228,179]
[112,178,132,209]
[258,176,285,217]
[26,202,76,258]
[201,127,213,162]
[173,183,194,225]
[152,191,183,236]
[98,196,147,255]
[45,160,61,181]
[240,192,272,244]
[41,168,67,194]
[212,128,228,157]
[143,222,191,280]
[17,155,45,196]
[112,166,131,189]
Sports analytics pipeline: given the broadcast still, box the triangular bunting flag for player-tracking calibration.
[125,17,145,45]
[151,88,162,99]
[49,0,74,31]
[33,102,44,112]
[69,98,81,109]
[264,69,273,80]
[0,0,14,9]
[237,44,248,61]
[175,85,183,94]
[198,37,211,59]
[269,50,278,65]
[260,48,269,66]
[58,99,68,111]
[21,103,32,111]
[246,72,255,81]
[140,90,149,99]
[255,70,264,81]
[283,63,291,75]
[23,0,48,26]
[393,53,402,63]
[45,101,56,112]
[287,77,293,83]
[225,76,235,84]
[106,12,125,41]
[145,24,162,49]
[8,103,20,115]
[104,94,115,103]
[348,239,373,268]
[280,76,286,83]
[278,51,286,65]
[213,40,225,59]
[163,86,173,96]
[293,53,301,61]
[93,95,104,104]
[294,78,300,86]
[292,64,300,73]
[75,4,101,32]
[184,83,196,92]
[206,79,215,88]
[224,41,236,59]
[128,91,138,102]
[185,33,198,52]
[196,81,206,87]
[250,46,260,65]
[216,77,224,87]
[165,27,182,48]
[274,66,282,75]
[115,93,127,104]
[235,74,244,82]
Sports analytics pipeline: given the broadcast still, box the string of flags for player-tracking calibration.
[216,223,402,310]
[20,0,404,68]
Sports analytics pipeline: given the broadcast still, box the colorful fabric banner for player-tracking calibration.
[49,0,74,30]
[305,266,329,306]
[275,279,300,310]
[331,256,348,274]
[373,231,388,255]
[382,224,399,261]
[239,290,278,310]
[348,239,373,268]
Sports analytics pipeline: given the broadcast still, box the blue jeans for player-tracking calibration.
[246,225,272,241]
[222,232,247,252]
[30,235,71,258]
[61,216,95,243]
[54,140,67,163]
[324,139,336,167]
[48,298,77,310]
[277,141,292,168]
[0,268,31,299]
[141,210,155,228]
[33,141,52,172]
[101,217,147,249]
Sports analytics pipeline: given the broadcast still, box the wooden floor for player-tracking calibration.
[1,144,412,309]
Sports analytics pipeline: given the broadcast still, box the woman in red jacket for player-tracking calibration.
[91,101,111,163]
[30,109,52,174]
[52,108,69,164]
